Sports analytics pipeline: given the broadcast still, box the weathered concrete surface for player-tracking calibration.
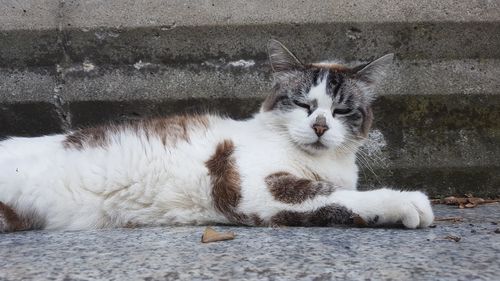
[0,0,59,31]
[3,21,500,68]
[0,204,499,281]
[2,1,500,68]
[3,59,499,103]
[61,0,500,28]
[4,0,499,31]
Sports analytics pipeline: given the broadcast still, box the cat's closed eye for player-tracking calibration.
[332,107,352,116]
[293,100,312,114]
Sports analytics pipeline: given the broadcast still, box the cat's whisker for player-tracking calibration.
[343,136,387,168]
[338,140,383,185]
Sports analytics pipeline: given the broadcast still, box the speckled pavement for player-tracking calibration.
[1,204,499,281]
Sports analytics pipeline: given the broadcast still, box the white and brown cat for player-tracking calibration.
[0,40,434,232]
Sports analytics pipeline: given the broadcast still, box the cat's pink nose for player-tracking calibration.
[312,124,329,137]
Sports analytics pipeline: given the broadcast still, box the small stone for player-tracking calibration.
[444,235,461,242]
[494,228,500,234]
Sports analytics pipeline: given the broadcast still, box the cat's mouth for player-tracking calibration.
[305,141,328,150]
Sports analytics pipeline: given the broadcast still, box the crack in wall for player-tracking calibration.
[52,0,72,131]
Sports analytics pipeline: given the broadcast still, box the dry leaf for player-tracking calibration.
[434,217,463,222]
[443,196,468,205]
[468,198,485,205]
[432,196,499,208]
[201,227,235,243]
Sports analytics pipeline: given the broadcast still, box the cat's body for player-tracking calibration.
[0,40,434,232]
[0,114,357,230]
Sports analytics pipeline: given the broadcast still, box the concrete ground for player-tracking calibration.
[0,204,498,281]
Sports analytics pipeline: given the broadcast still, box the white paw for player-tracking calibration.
[400,191,434,229]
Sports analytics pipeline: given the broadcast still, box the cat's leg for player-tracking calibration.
[246,172,434,228]
[326,188,434,228]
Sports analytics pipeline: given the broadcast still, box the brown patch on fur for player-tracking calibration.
[359,107,373,138]
[124,221,138,228]
[0,202,44,232]
[205,140,245,223]
[64,126,108,149]
[270,204,357,226]
[265,172,336,204]
[250,214,264,226]
[310,63,351,73]
[64,114,210,149]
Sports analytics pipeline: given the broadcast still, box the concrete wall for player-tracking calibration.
[1,0,499,196]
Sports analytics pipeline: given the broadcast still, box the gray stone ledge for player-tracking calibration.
[3,0,499,31]
[0,67,57,103]
[0,0,59,31]
[2,21,500,68]
[1,1,500,68]
[1,59,499,104]
[62,0,500,28]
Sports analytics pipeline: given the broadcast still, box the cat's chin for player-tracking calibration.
[305,141,328,150]
[293,140,332,155]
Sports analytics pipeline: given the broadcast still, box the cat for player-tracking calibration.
[0,39,434,232]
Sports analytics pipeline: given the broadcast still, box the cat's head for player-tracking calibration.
[261,39,393,155]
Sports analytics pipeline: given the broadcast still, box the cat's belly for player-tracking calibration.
[65,135,228,227]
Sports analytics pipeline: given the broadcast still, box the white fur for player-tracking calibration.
[0,110,433,230]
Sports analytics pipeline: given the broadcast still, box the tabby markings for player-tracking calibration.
[270,204,358,226]
[265,172,336,204]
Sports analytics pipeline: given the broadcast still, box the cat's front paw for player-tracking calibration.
[400,191,434,229]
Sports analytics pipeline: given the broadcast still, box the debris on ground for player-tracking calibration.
[434,217,463,222]
[201,227,235,243]
[442,235,462,242]
[431,195,499,209]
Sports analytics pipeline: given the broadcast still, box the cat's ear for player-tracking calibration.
[267,39,304,72]
[353,53,394,85]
